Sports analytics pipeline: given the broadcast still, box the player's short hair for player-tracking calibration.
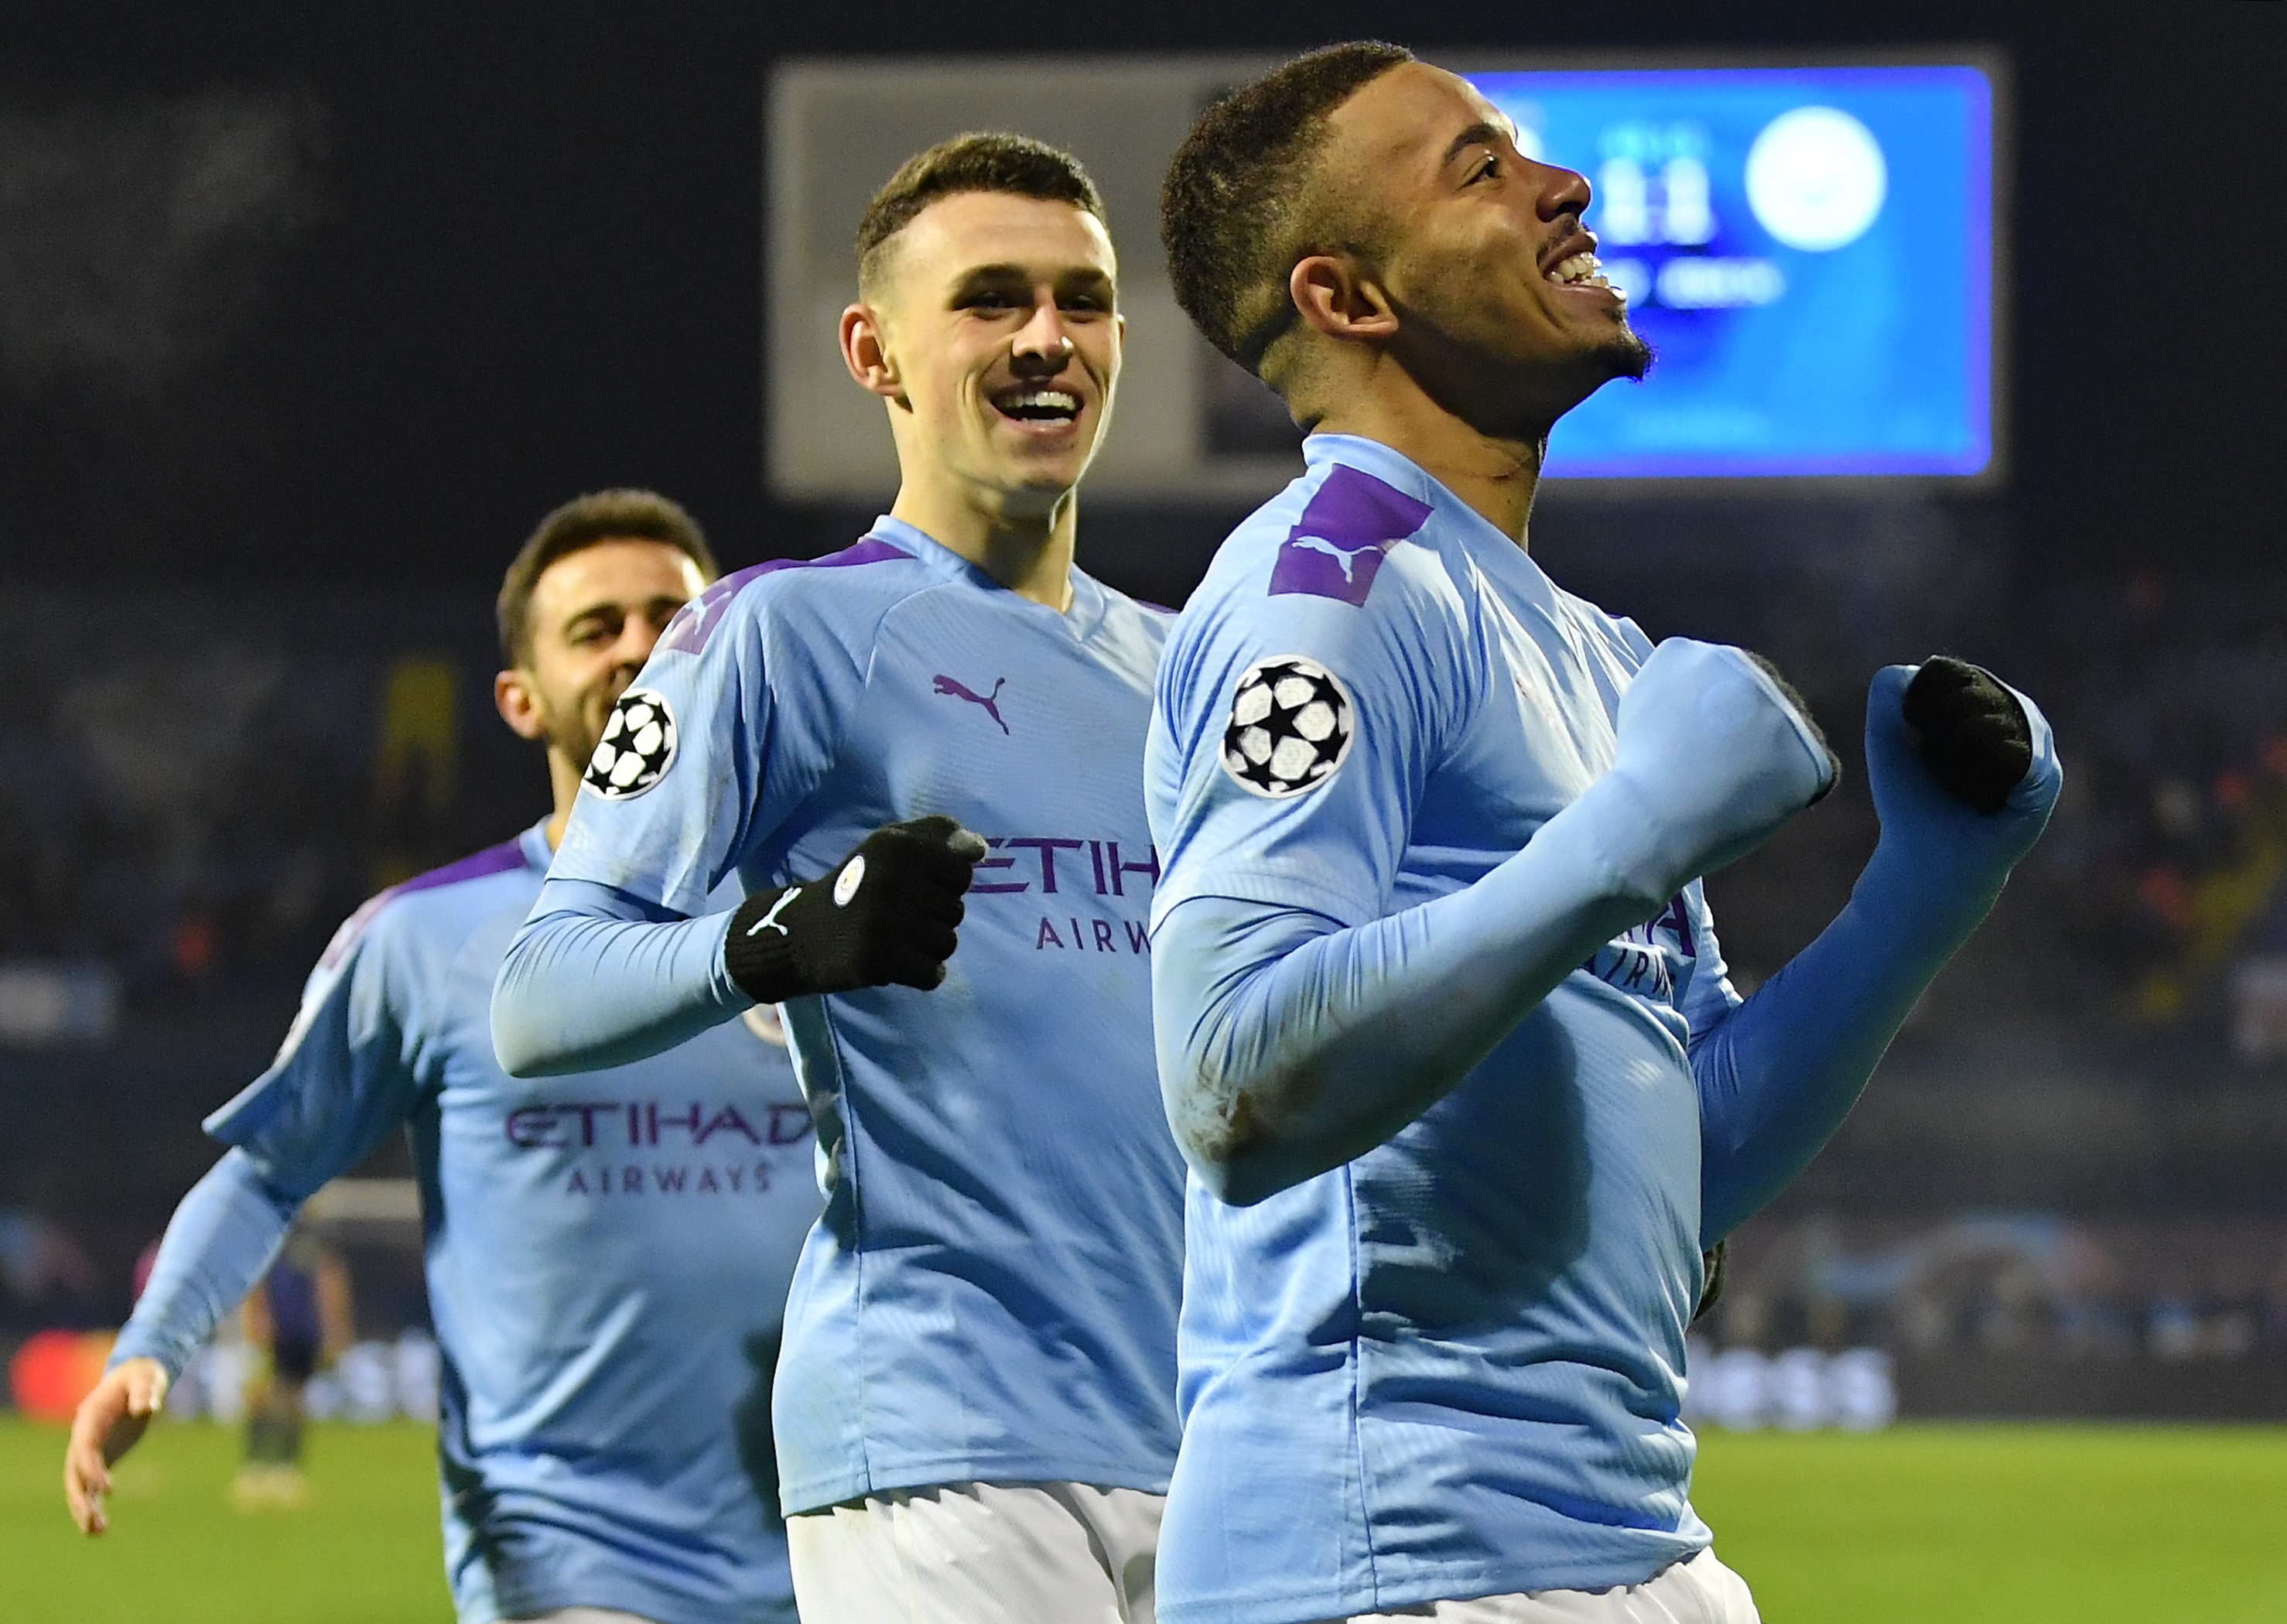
[497,489,719,666]
[1161,41,1415,378]
[855,132,1107,296]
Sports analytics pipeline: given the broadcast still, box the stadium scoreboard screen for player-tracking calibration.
[769,53,2005,499]
[1470,67,1997,481]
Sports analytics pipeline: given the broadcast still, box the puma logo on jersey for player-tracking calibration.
[1267,465,1434,607]
[932,674,1010,734]
[1287,535,1379,583]
[747,887,802,936]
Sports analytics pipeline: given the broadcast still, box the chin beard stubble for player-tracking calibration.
[1603,322,1654,382]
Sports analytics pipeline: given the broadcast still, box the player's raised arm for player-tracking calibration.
[1691,658,2061,1239]
[490,574,987,1078]
[1154,635,1834,1205]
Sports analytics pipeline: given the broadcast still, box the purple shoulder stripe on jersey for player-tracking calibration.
[396,838,528,897]
[657,535,912,657]
[317,839,526,969]
[1267,464,1434,607]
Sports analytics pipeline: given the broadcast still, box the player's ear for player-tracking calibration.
[1290,254,1399,345]
[494,668,547,742]
[839,303,908,407]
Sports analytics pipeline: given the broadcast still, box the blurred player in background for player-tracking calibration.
[1148,44,2062,1624]
[67,491,822,1624]
[229,1222,353,1509]
[494,135,1186,1623]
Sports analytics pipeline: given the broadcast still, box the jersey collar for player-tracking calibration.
[517,818,554,874]
[1301,432,1566,620]
[865,514,1108,644]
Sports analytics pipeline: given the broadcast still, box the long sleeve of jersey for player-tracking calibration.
[112,863,456,1376]
[108,1150,300,1380]
[492,880,750,1076]
[1155,815,1672,1205]
[493,556,875,1080]
[1689,665,2062,1241]
[1153,640,1834,1206]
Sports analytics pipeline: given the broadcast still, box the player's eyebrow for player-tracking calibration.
[559,603,620,640]
[947,264,1033,303]
[946,263,1116,307]
[1054,266,1116,306]
[1441,120,1509,171]
[561,593,687,637]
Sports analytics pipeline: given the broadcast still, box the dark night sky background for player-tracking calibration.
[0,2,2278,591]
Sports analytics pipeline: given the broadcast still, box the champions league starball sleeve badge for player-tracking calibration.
[1219,655,1355,799]
[583,687,679,800]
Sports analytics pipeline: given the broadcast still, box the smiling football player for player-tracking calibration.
[494,135,1187,1623]
[1148,43,2062,1624]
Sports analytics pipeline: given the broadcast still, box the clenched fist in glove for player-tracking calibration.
[1901,655,2034,815]
[1868,658,2056,884]
[724,814,988,1002]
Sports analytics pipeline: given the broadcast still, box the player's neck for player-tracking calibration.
[542,750,579,851]
[1307,364,1545,545]
[888,478,1077,612]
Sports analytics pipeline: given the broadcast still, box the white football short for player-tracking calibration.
[787,1478,1164,1624]
[1328,1548,1760,1624]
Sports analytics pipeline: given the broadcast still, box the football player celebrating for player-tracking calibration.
[67,492,822,1624]
[1146,44,2062,1624]
[492,136,1185,1622]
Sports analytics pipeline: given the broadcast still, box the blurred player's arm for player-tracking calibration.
[112,1153,301,1386]
[1157,640,1835,1207]
[67,908,427,1535]
[1690,659,2061,1243]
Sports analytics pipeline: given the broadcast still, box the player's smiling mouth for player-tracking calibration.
[990,386,1083,426]
[1547,251,1612,291]
[1540,229,1624,303]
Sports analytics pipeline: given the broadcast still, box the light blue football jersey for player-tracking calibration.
[535,516,1188,1514]
[204,822,818,1624]
[1146,436,1742,1624]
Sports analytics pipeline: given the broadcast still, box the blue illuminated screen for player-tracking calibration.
[1465,66,1994,479]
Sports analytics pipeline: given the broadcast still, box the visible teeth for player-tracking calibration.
[1000,389,1079,417]
[1547,251,1602,286]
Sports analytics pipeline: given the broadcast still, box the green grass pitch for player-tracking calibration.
[5,1418,2284,1622]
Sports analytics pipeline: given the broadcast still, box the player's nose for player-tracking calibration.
[1533,158,1593,223]
[1009,302,1077,373]
[620,614,671,667]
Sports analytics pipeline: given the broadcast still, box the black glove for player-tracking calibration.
[1901,656,2032,815]
[1693,1240,1728,1327]
[724,815,986,1001]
